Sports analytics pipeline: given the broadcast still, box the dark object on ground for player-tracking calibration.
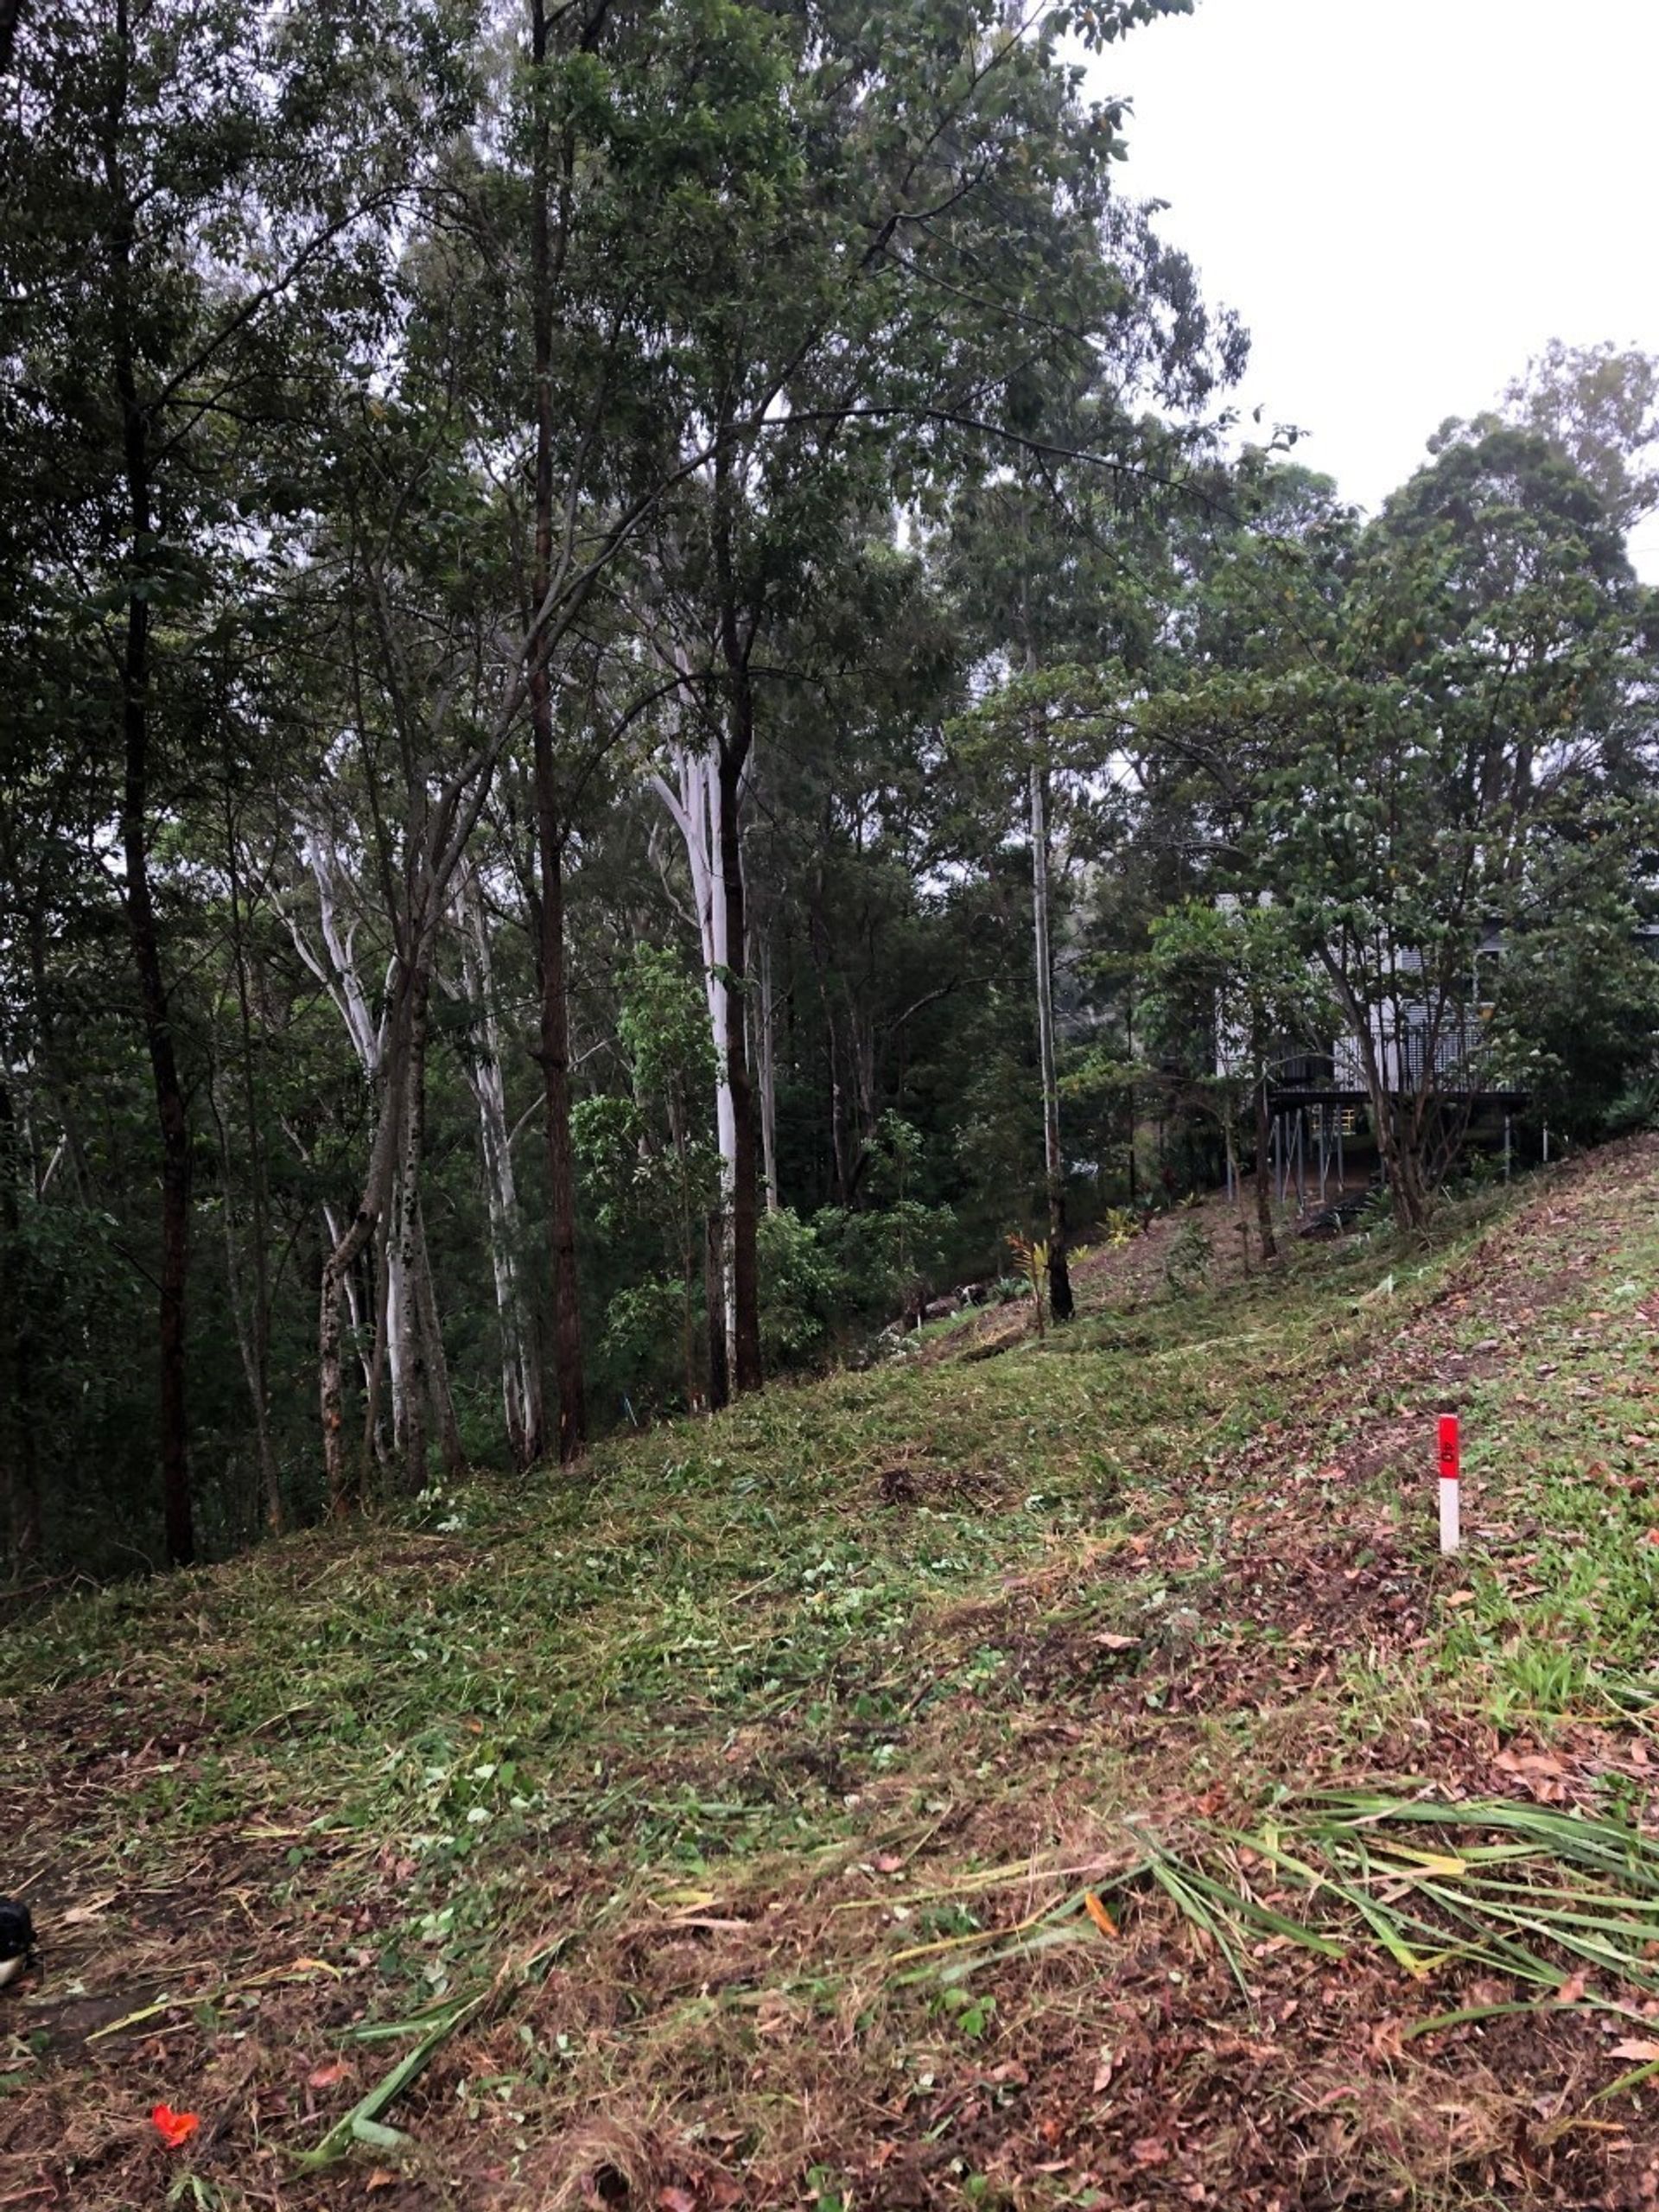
[0,1898,37,1989]
[1299,1195,1368,1240]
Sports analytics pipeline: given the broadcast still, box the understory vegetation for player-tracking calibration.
[5,1140,1659,2207]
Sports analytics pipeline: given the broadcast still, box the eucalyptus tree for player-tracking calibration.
[407,0,833,1457]
[0,0,471,1559]
[623,0,1229,1391]
[276,368,529,1511]
[937,254,1246,1315]
[1499,340,1659,531]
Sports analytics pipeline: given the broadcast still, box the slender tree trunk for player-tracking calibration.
[757,936,779,1213]
[0,1080,41,1567]
[106,0,193,1567]
[321,1198,378,1417]
[457,869,543,1466]
[393,970,432,1489]
[716,741,763,1391]
[222,822,283,1535]
[321,992,408,1516]
[365,1217,397,1467]
[27,915,92,1207]
[322,1207,383,1515]
[534,818,586,1459]
[119,404,194,1567]
[412,1197,466,1478]
[528,0,586,1462]
[385,962,465,1487]
[384,1216,409,1442]
[1029,760,1073,1323]
[652,744,737,1402]
[212,1074,283,1537]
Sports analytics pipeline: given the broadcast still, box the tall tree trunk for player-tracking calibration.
[1029,760,1073,1323]
[106,0,192,1567]
[458,869,543,1466]
[534,817,586,1459]
[757,935,779,1213]
[652,743,737,1402]
[412,1197,466,1478]
[716,741,763,1391]
[386,963,465,1488]
[212,1074,283,1538]
[528,0,586,1462]
[321,990,408,1516]
[393,970,432,1489]
[0,1079,41,1567]
[118,362,194,1567]
[222,818,283,1535]
[356,1218,398,1470]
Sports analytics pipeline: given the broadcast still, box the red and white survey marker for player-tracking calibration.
[1438,1413,1460,1555]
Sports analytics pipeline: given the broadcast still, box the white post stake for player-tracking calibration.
[1439,1414,1460,1555]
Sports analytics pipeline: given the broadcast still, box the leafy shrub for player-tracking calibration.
[813,1198,956,1334]
[1165,1215,1213,1294]
[1605,1075,1659,1136]
[757,1207,837,1365]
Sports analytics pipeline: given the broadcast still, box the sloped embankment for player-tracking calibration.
[3,1141,1659,2209]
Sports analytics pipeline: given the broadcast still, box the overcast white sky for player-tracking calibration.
[1088,0,1659,575]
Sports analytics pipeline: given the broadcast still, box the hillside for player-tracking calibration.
[6,1141,1659,2210]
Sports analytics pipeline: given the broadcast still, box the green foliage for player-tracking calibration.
[1485,795,1659,1138]
[813,1198,957,1334]
[1605,1075,1659,1136]
[1164,1214,1212,1294]
[756,1207,837,1366]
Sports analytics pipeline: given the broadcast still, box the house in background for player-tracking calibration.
[1216,919,1530,1214]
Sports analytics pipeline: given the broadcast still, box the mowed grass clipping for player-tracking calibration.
[5,1140,1659,2210]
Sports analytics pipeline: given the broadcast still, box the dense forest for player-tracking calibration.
[3,0,1656,1578]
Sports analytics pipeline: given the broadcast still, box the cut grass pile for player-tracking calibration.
[4,1141,1659,2209]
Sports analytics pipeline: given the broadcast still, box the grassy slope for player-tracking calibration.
[4,1143,1659,2209]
